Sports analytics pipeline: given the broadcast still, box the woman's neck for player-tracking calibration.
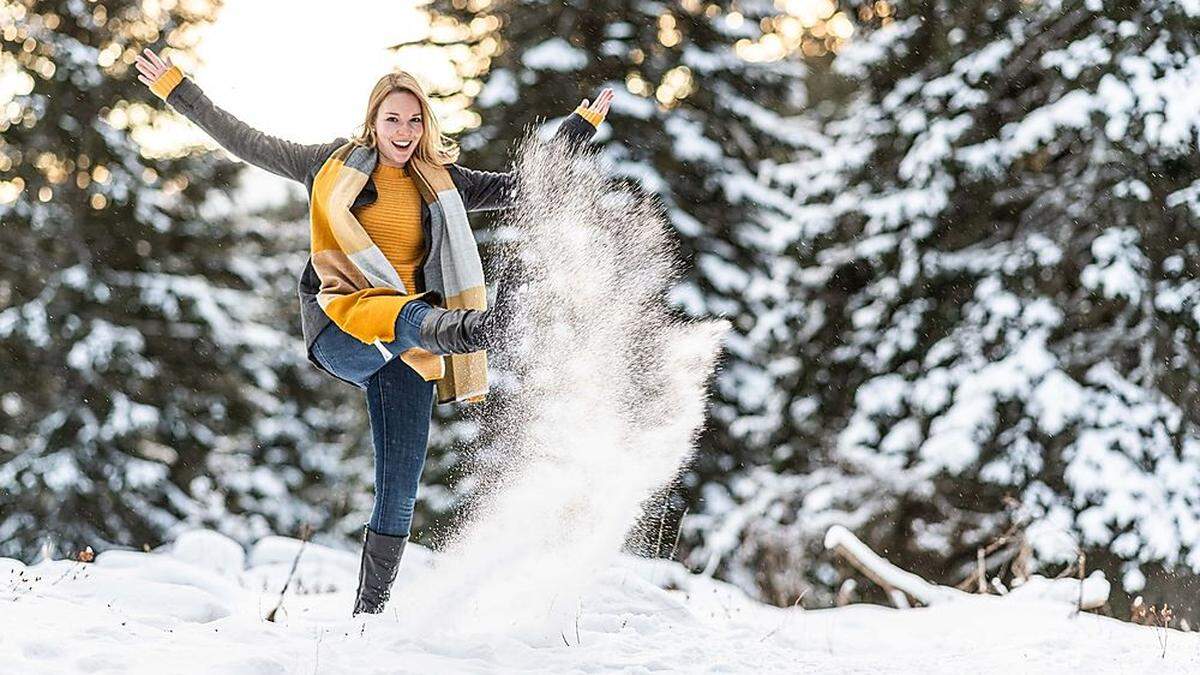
[378,156,407,169]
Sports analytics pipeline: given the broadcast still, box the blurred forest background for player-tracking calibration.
[4,0,1200,620]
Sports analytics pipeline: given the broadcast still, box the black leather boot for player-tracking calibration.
[351,525,408,616]
[418,307,494,354]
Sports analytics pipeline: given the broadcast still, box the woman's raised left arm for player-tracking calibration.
[454,88,613,213]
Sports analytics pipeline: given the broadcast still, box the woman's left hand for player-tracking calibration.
[580,88,614,118]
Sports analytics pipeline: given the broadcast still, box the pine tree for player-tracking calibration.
[0,0,359,559]
[412,0,810,543]
[702,0,1200,613]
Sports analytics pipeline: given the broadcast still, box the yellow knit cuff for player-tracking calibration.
[149,65,185,101]
[573,105,605,128]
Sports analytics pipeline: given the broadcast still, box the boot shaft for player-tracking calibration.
[418,307,490,354]
[352,525,408,616]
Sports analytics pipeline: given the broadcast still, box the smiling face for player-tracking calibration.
[374,89,424,167]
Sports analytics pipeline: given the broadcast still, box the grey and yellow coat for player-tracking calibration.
[150,67,605,403]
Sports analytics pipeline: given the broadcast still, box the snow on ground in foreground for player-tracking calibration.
[2,530,1198,674]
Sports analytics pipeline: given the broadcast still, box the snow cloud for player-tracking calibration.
[399,135,728,639]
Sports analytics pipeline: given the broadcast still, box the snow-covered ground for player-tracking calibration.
[3,529,1197,674]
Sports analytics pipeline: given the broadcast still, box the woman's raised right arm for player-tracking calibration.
[134,49,335,183]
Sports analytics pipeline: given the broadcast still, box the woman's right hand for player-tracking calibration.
[134,48,173,89]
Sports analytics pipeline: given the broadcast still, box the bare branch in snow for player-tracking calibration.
[825,526,1110,610]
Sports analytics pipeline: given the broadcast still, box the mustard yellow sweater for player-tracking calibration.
[351,163,425,294]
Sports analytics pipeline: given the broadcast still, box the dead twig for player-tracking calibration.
[266,524,312,623]
[758,590,808,642]
[953,517,1027,591]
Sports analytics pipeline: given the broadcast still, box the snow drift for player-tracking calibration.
[4,529,1199,674]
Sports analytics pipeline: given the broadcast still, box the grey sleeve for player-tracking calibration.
[450,164,516,213]
[164,78,336,183]
[452,111,601,212]
[552,110,601,149]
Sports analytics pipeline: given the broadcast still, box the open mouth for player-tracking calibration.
[391,140,414,150]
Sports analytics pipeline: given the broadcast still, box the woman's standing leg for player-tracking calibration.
[350,355,434,616]
[311,301,436,616]
[365,354,436,538]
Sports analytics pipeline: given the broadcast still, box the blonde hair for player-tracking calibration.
[352,71,459,167]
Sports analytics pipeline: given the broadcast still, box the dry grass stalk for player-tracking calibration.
[653,497,668,559]
[1151,603,1174,658]
[1130,596,1175,657]
[668,507,687,562]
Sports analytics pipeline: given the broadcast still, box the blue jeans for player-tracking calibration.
[311,300,434,537]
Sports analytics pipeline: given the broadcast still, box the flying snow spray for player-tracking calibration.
[403,132,729,640]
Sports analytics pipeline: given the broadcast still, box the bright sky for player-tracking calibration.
[186,0,446,144]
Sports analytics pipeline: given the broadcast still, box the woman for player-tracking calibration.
[134,48,612,616]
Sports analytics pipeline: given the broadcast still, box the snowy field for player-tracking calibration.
[2,529,1198,674]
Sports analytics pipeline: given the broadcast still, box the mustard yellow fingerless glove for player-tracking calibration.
[149,65,185,101]
[573,104,606,128]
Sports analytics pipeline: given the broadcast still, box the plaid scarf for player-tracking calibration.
[310,142,488,404]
